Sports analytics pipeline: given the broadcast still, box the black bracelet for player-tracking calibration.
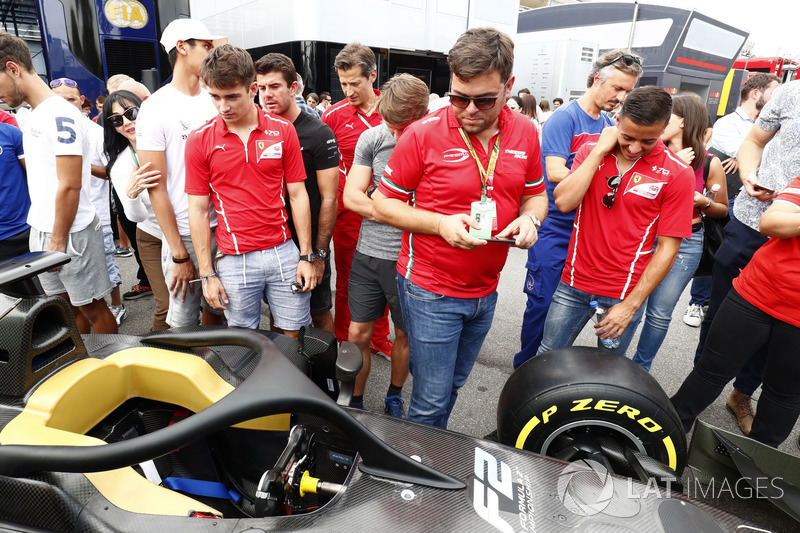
[172,255,190,264]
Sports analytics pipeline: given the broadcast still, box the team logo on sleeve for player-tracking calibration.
[257,140,283,161]
[624,173,664,200]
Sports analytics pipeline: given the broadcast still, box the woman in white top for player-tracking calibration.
[101,90,170,331]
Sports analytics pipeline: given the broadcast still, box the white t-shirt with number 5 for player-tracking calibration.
[23,96,96,233]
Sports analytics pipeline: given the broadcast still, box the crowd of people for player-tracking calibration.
[1,19,798,445]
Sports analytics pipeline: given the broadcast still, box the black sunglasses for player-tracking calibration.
[50,78,79,88]
[446,92,502,110]
[599,54,642,70]
[602,175,622,209]
[107,106,139,128]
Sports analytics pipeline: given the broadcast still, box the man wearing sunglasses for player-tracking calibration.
[373,28,547,429]
[0,32,117,334]
[536,86,694,356]
[135,18,227,328]
[514,48,642,369]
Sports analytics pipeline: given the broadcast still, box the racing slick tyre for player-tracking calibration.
[497,347,686,476]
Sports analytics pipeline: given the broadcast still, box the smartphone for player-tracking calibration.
[753,184,776,195]
[484,236,516,244]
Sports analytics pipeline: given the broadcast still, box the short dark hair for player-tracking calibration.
[448,27,514,82]
[553,97,563,105]
[619,85,672,127]
[518,88,530,95]
[740,72,780,102]
[200,44,255,89]
[333,43,376,79]
[168,38,196,67]
[587,48,643,88]
[253,53,296,88]
[321,91,331,100]
[0,31,34,72]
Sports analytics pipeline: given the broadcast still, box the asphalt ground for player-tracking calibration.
[112,245,798,531]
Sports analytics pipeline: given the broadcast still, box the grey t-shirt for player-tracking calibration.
[352,124,402,260]
[734,80,800,230]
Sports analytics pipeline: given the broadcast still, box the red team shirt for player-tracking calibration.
[734,177,800,328]
[562,140,694,299]
[321,89,383,202]
[378,105,545,298]
[185,106,306,255]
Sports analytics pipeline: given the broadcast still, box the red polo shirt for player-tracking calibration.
[562,140,694,299]
[734,177,800,328]
[185,106,306,255]
[378,105,545,298]
[321,89,382,200]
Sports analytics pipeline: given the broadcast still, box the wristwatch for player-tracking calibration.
[526,213,542,231]
[315,248,329,261]
[299,253,316,263]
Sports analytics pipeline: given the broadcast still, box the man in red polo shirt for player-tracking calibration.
[373,28,548,428]
[536,86,694,355]
[186,45,316,338]
[321,42,393,356]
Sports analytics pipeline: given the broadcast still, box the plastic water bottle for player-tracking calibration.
[704,183,720,201]
[590,300,620,350]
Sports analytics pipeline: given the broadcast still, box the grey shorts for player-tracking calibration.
[30,215,113,306]
[161,233,221,327]
[348,250,405,331]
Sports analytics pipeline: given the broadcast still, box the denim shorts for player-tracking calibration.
[30,215,113,306]
[216,240,311,330]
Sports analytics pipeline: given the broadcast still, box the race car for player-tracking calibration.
[0,252,768,532]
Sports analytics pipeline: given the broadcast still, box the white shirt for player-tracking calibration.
[109,147,163,240]
[710,107,754,159]
[135,84,218,235]
[84,117,112,225]
[23,96,96,233]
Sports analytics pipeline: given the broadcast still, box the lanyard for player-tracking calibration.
[355,111,374,130]
[458,128,500,202]
[129,145,139,167]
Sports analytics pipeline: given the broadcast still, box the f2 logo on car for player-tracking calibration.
[473,447,514,533]
[55,117,76,144]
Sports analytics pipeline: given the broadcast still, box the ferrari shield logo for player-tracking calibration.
[257,140,283,161]
[633,175,642,184]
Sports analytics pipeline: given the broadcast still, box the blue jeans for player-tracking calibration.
[515,221,572,369]
[398,276,497,428]
[537,281,645,356]
[632,230,703,370]
[688,277,711,306]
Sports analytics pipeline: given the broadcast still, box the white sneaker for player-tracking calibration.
[683,304,704,327]
[110,304,127,326]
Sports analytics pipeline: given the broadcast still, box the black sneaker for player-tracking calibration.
[123,284,152,300]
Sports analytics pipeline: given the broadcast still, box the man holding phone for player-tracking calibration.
[373,28,547,428]
[694,79,800,435]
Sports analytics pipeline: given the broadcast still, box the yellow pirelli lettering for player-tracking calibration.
[638,417,662,433]
[663,436,677,471]
[617,405,640,420]
[570,398,593,411]
[594,400,619,412]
